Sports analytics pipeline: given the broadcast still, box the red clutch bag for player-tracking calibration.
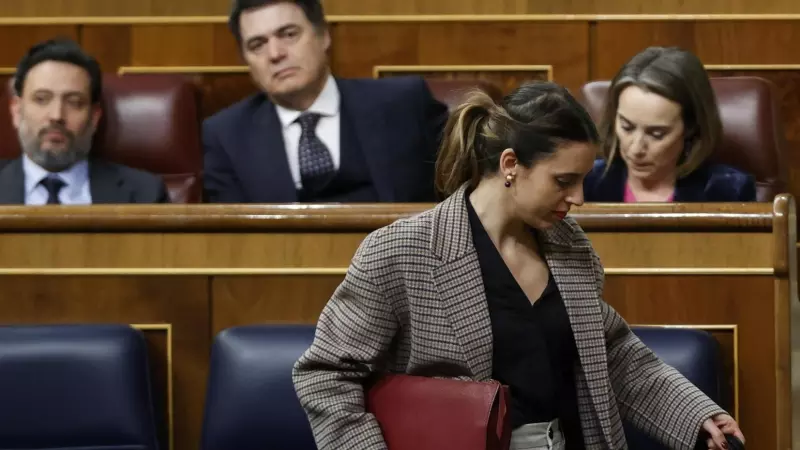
[365,374,512,450]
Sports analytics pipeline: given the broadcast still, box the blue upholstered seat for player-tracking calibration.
[200,325,725,450]
[626,326,725,450]
[201,325,317,450]
[0,324,160,450]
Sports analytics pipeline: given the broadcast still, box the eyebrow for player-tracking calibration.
[244,24,300,46]
[617,112,673,129]
[32,89,86,98]
[276,24,300,33]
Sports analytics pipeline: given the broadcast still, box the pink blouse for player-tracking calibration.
[624,182,675,203]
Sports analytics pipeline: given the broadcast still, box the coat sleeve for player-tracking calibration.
[292,230,396,450]
[737,174,757,201]
[592,253,727,449]
[202,118,247,203]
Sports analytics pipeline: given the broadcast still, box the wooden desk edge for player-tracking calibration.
[0,202,780,231]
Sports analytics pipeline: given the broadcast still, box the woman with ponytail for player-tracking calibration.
[293,81,743,450]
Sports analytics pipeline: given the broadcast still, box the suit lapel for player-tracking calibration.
[89,160,130,204]
[673,164,708,202]
[0,159,25,204]
[430,185,492,379]
[541,222,616,448]
[337,79,397,203]
[246,101,297,202]
[597,160,627,202]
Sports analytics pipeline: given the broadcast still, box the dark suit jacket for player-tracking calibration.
[202,76,449,203]
[0,158,171,204]
[583,159,757,202]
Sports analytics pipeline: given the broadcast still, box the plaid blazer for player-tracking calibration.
[293,184,726,449]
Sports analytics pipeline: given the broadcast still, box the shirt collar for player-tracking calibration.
[274,74,340,129]
[23,154,90,198]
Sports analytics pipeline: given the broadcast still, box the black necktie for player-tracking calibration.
[40,176,65,205]
[296,113,335,190]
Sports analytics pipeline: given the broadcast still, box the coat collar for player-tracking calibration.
[428,182,616,446]
[336,78,398,202]
[0,159,24,204]
[429,183,585,262]
[87,159,132,204]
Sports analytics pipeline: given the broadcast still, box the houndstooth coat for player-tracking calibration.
[293,184,726,449]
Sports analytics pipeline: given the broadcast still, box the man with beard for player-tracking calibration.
[0,39,170,204]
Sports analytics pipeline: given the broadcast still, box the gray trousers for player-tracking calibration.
[510,419,565,450]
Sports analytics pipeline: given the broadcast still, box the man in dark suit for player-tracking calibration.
[0,38,169,205]
[203,0,449,203]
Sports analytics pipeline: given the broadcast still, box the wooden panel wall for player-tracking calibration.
[0,19,770,202]
[0,271,756,449]
[213,273,754,441]
[0,19,792,204]
[0,20,799,201]
[329,22,586,89]
[605,275,774,442]
[0,275,210,450]
[86,21,588,120]
[2,0,800,16]
[0,201,791,450]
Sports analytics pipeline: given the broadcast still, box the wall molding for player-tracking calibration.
[372,64,553,81]
[706,64,800,71]
[0,267,775,275]
[118,66,249,75]
[3,15,800,25]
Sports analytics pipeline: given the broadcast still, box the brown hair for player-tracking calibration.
[599,46,722,178]
[228,0,327,45]
[435,81,600,196]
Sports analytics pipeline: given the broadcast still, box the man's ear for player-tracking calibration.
[321,26,331,53]
[90,103,102,130]
[9,95,20,129]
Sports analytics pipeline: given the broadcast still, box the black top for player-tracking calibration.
[466,197,584,448]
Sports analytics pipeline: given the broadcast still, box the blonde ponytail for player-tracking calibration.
[434,90,499,196]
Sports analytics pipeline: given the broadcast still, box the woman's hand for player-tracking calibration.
[703,414,745,449]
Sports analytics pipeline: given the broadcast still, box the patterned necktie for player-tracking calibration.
[40,176,65,205]
[296,113,335,189]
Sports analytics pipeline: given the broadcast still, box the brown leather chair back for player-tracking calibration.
[0,77,19,160]
[97,74,202,203]
[580,76,787,202]
[425,79,504,111]
[0,74,203,203]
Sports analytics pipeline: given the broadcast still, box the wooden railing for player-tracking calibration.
[0,199,794,449]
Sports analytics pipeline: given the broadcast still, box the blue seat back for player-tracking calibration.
[0,324,160,450]
[626,326,724,449]
[201,325,316,450]
[199,325,723,450]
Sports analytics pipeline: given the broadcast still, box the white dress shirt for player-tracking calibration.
[274,75,341,190]
[23,154,92,205]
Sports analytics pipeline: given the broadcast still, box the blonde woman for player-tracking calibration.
[584,47,756,202]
